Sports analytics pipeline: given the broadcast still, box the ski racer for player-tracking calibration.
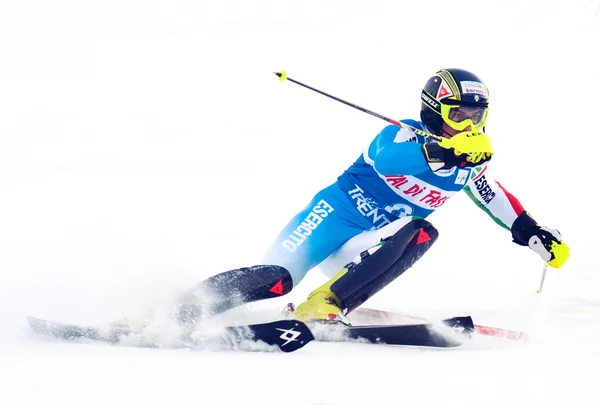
[174,68,570,327]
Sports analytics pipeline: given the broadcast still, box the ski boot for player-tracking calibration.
[285,275,351,326]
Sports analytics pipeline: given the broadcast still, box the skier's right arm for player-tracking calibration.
[369,126,494,175]
[421,131,493,172]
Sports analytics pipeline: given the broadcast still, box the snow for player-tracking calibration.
[1,1,599,404]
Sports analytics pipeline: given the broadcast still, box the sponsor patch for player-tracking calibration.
[281,199,334,253]
[460,81,487,96]
[383,175,455,209]
[454,169,469,185]
[474,175,496,204]
[347,185,393,230]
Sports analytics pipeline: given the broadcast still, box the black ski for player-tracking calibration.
[27,315,473,352]
[228,319,314,353]
[336,316,474,347]
[26,316,314,353]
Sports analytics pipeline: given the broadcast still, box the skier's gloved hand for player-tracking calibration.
[511,211,570,269]
[438,131,493,154]
[422,131,493,172]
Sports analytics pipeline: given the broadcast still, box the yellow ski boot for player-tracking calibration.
[291,268,350,324]
[293,290,343,322]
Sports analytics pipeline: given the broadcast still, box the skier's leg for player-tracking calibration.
[318,215,415,278]
[176,183,365,326]
[293,217,438,322]
[175,264,294,326]
[258,185,366,286]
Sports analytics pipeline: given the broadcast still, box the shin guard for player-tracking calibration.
[176,265,293,325]
[329,218,438,314]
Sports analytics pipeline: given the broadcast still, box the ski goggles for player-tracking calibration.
[440,103,488,131]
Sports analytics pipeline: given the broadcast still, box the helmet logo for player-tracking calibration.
[421,92,440,111]
[436,79,453,100]
[460,81,487,96]
[474,95,480,102]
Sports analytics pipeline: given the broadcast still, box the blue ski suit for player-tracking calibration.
[261,121,524,285]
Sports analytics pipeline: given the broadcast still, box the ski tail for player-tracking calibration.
[26,316,314,353]
[27,316,128,344]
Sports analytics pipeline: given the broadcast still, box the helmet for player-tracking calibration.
[420,68,490,135]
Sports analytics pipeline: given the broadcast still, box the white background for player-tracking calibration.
[1,1,599,404]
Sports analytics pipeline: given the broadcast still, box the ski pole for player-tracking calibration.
[536,263,548,293]
[273,70,444,142]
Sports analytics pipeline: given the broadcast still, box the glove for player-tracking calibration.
[422,131,493,172]
[511,212,570,269]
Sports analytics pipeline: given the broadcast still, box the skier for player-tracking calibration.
[175,68,570,327]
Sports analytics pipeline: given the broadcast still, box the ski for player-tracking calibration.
[352,307,529,341]
[27,316,125,344]
[27,315,473,353]
[318,316,474,348]
[26,316,314,353]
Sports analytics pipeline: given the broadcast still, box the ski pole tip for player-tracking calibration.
[274,70,287,81]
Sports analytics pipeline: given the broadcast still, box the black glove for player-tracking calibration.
[511,211,570,269]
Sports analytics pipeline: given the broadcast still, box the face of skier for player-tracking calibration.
[440,104,487,138]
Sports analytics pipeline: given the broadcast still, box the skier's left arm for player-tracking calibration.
[464,166,570,269]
